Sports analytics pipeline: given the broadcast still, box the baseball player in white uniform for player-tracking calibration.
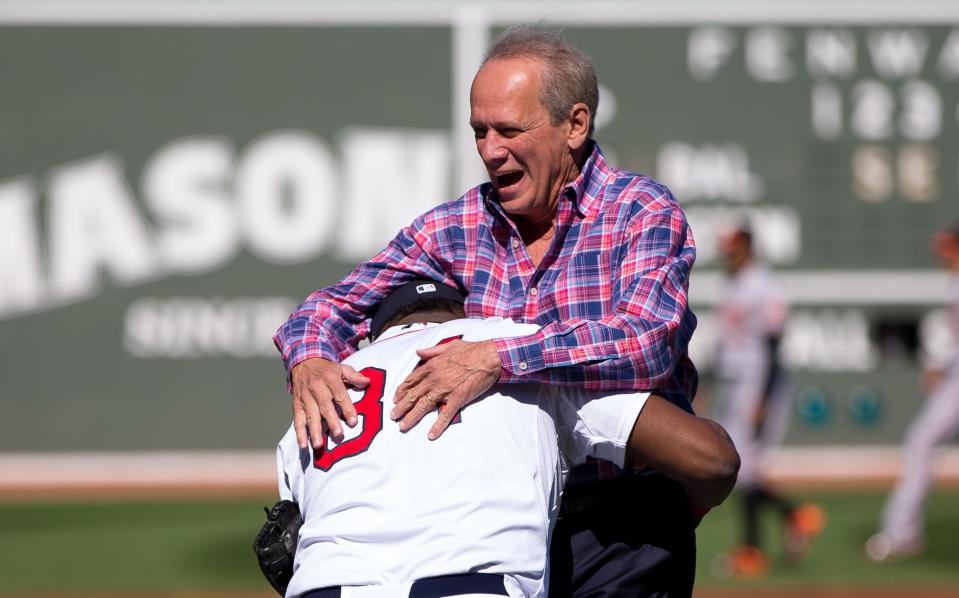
[274,280,739,597]
[866,225,959,562]
[714,228,792,494]
[711,227,822,577]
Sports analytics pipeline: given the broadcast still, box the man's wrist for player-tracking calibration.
[286,342,339,374]
[478,340,504,381]
[492,334,546,378]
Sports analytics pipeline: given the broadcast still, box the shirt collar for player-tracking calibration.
[481,141,609,220]
[373,321,440,343]
[564,141,609,218]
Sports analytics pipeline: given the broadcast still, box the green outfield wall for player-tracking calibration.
[1,2,957,450]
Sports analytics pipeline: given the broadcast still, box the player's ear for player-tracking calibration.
[566,102,590,151]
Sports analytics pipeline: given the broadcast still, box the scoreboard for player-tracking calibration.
[585,25,958,270]
[0,2,956,450]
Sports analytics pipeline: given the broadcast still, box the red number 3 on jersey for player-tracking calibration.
[311,335,464,471]
[312,367,386,471]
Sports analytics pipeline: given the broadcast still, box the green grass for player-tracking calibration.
[694,489,959,590]
[0,496,276,592]
[0,490,957,593]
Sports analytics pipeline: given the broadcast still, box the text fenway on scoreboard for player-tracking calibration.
[0,2,957,451]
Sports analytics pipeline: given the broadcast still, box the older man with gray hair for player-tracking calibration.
[275,25,705,596]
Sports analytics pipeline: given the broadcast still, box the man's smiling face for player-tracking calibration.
[469,57,576,227]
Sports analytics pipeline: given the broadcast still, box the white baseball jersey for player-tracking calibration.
[714,261,788,380]
[276,317,649,598]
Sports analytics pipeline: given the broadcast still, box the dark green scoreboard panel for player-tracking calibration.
[571,25,958,269]
[1,9,956,450]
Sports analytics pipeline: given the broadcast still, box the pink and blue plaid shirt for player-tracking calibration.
[275,143,698,482]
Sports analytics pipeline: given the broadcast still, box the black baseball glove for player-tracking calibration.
[253,499,303,595]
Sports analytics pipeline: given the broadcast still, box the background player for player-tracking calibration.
[711,226,823,578]
[866,224,959,562]
[275,281,739,597]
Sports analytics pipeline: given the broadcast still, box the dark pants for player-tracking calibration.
[548,475,697,598]
[742,484,794,549]
[303,573,508,598]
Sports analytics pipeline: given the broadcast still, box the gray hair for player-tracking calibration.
[483,25,599,138]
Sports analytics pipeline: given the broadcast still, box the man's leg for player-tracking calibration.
[872,372,959,558]
[742,486,765,549]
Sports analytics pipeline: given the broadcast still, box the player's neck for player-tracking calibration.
[391,310,463,328]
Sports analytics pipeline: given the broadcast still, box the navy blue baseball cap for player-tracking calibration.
[369,280,466,339]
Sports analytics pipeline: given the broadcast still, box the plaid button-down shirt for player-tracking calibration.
[275,143,699,483]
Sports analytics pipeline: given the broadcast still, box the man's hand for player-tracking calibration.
[390,339,502,440]
[290,358,370,449]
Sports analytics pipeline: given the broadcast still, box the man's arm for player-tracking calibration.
[493,201,695,390]
[274,212,455,448]
[754,276,789,436]
[274,220,451,369]
[625,395,739,509]
[554,386,738,509]
[393,196,696,438]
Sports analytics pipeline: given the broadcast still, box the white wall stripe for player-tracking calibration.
[2,2,959,26]
[1,447,957,489]
[0,451,277,488]
[690,270,953,306]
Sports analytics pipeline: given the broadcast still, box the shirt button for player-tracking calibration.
[511,239,520,249]
[519,361,528,371]
[529,287,538,296]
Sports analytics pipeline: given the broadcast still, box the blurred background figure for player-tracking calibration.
[866,224,959,563]
[710,225,825,579]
